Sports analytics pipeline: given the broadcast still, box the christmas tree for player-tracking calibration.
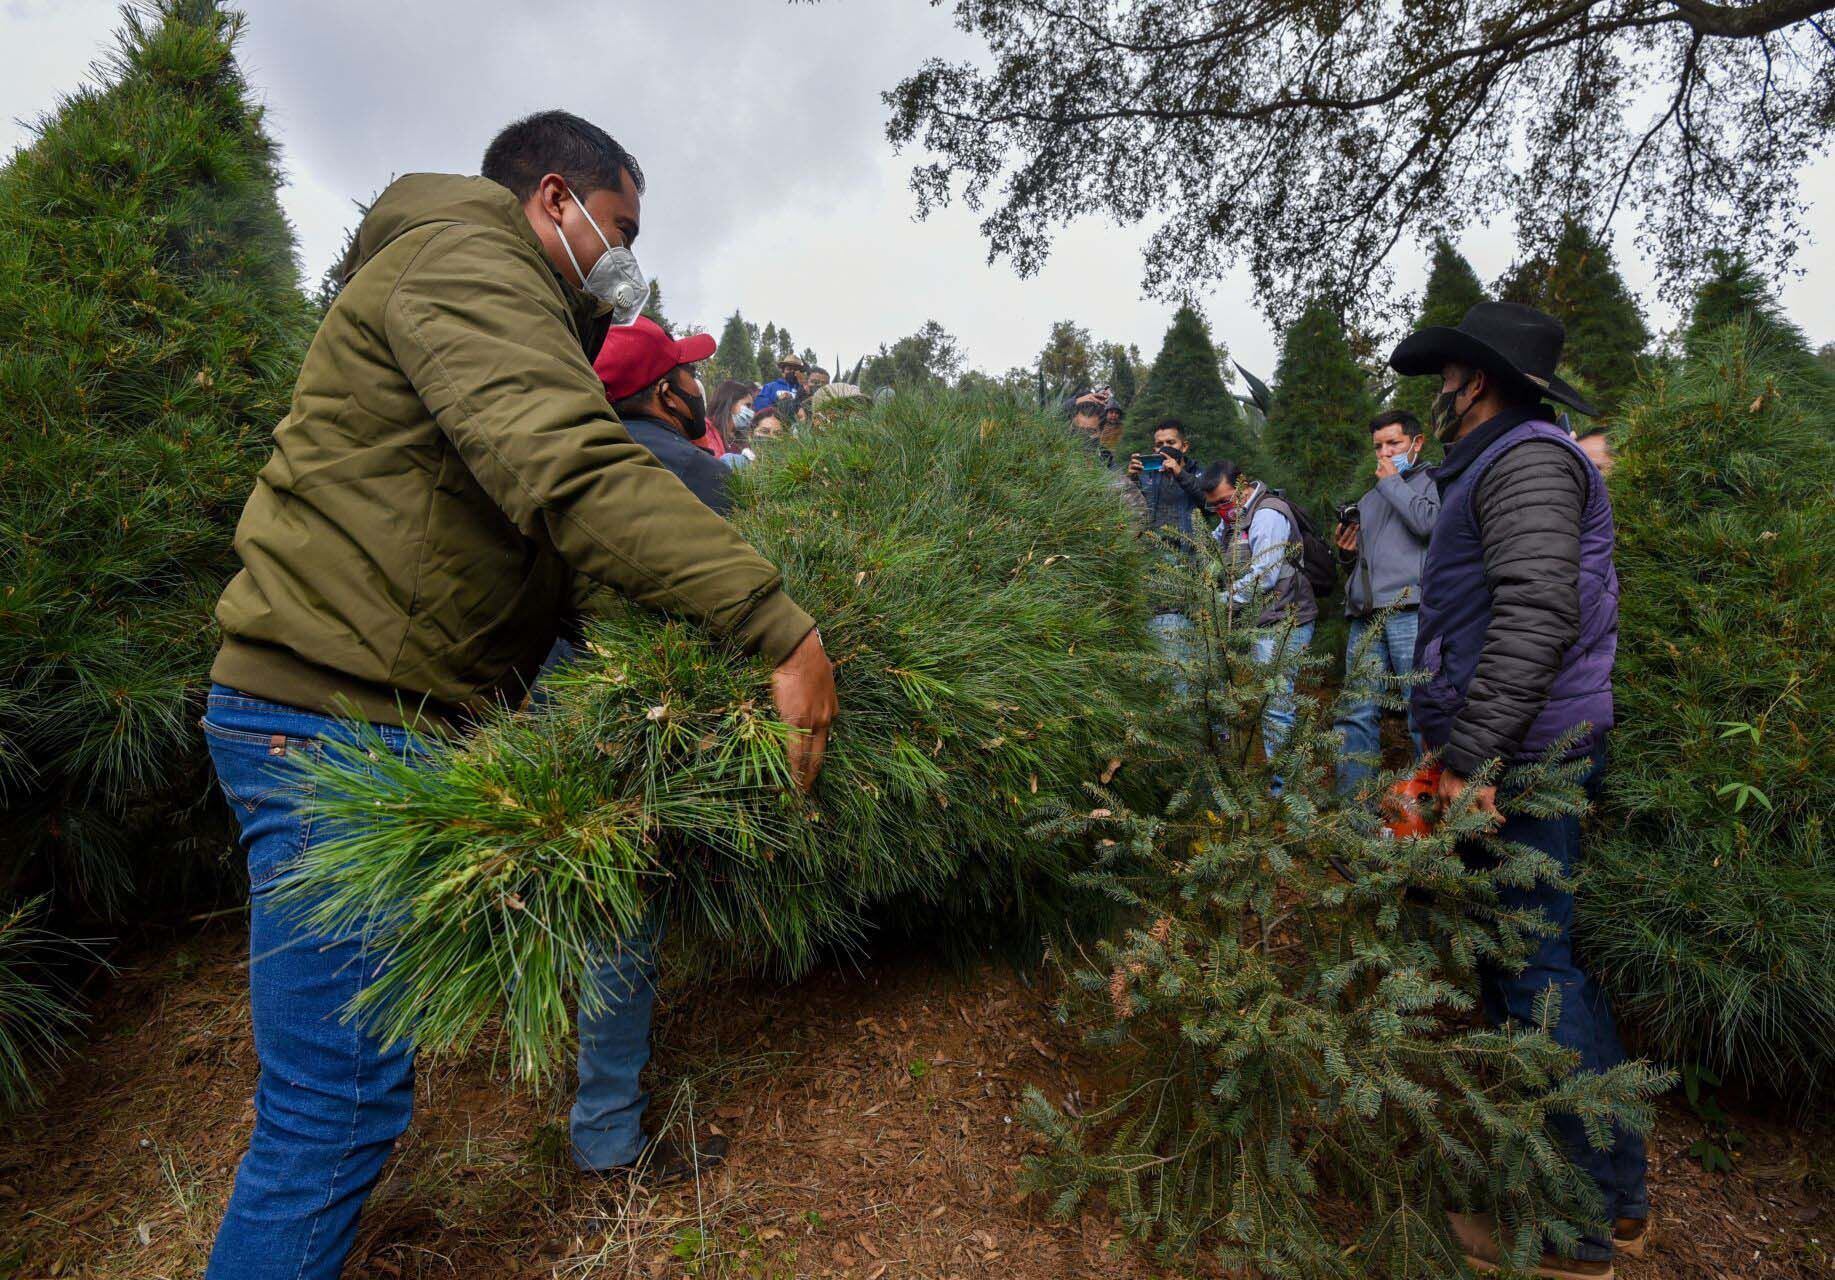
[1126,304,1250,464]
[1580,314,1834,1090]
[755,321,781,382]
[708,309,760,387]
[1498,218,1649,417]
[1260,298,1378,524]
[0,0,311,919]
[1683,251,1831,385]
[286,395,1154,1082]
[1392,237,1487,428]
[639,276,671,334]
[1020,557,1670,1278]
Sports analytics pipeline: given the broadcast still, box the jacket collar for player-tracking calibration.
[1432,403,1543,491]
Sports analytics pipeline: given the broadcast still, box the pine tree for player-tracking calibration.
[1580,316,1834,1091]
[755,321,780,383]
[1037,320,1096,396]
[287,394,1154,1081]
[640,276,671,334]
[1498,218,1649,417]
[1683,251,1831,387]
[709,310,758,387]
[1393,237,1487,426]
[0,899,89,1112]
[1099,341,1139,408]
[1261,298,1378,523]
[0,0,311,917]
[1126,304,1250,463]
[1020,560,1671,1278]
[0,0,311,1105]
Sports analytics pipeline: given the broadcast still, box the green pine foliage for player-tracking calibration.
[709,310,760,387]
[1682,252,1830,388]
[284,395,1154,1082]
[1580,320,1834,1090]
[0,0,312,915]
[1260,298,1378,523]
[1101,341,1139,409]
[754,321,781,383]
[0,898,93,1113]
[640,276,671,334]
[1126,304,1250,464]
[1498,218,1649,417]
[1020,566,1671,1278]
[1036,320,1097,393]
[1393,238,1487,427]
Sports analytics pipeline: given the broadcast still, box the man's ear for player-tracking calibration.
[532,173,568,223]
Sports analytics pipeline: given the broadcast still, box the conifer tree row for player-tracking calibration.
[0,0,312,918]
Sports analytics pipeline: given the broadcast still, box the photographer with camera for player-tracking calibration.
[1331,409,1441,798]
[1125,418,1208,678]
[1126,419,1206,535]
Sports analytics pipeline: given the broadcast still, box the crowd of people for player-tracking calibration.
[189,101,1641,1280]
[1076,299,1641,1280]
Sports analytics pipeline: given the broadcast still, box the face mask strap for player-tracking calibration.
[563,182,617,260]
[549,195,592,288]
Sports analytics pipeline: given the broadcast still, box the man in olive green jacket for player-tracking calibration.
[201,112,835,1280]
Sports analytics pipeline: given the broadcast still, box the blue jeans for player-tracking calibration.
[1248,621,1314,762]
[203,686,655,1280]
[1465,751,1646,1260]
[1149,610,1195,690]
[1332,610,1422,799]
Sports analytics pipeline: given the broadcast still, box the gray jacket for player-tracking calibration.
[1343,467,1440,616]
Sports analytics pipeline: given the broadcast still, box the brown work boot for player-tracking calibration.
[1447,1211,1615,1280]
[1612,1217,1650,1257]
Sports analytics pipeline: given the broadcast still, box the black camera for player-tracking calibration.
[1335,501,1361,528]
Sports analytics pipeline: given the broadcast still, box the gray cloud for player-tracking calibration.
[5,0,1831,383]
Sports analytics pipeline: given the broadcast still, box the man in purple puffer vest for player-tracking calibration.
[1390,302,1644,1280]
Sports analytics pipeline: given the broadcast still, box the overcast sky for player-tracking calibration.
[5,0,1832,380]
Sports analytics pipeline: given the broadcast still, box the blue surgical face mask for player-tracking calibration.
[1392,453,1415,475]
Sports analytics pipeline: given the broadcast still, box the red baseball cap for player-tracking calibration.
[593,316,716,402]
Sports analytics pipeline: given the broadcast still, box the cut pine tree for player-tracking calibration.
[286,395,1155,1083]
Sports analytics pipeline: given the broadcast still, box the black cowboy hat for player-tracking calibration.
[1389,301,1597,417]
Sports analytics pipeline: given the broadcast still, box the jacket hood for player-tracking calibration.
[335,173,547,287]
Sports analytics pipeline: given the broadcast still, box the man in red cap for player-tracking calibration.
[594,316,732,513]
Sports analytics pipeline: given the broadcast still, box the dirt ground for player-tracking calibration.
[3,925,1828,1279]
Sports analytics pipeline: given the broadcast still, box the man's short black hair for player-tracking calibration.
[1153,418,1189,440]
[1576,426,1608,441]
[1200,459,1242,493]
[481,110,645,201]
[1369,408,1423,438]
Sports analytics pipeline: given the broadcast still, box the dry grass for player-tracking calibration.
[1,925,1828,1279]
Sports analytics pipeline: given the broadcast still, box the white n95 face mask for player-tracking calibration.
[552,183,650,326]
